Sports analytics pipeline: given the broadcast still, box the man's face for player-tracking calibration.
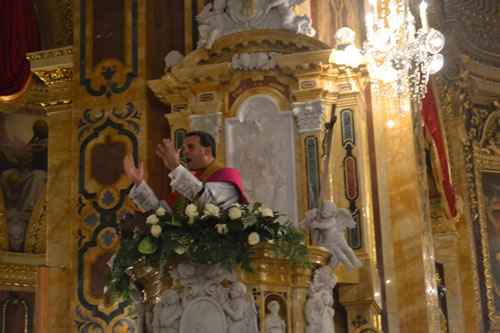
[183,136,213,171]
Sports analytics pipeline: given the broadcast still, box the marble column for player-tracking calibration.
[372,97,441,332]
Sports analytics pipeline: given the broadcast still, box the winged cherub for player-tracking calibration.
[301,200,361,270]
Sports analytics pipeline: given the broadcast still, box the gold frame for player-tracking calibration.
[1,296,29,333]
[473,146,500,329]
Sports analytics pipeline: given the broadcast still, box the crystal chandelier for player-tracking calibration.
[362,0,445,104]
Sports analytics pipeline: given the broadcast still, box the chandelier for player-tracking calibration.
[361,0,445,105]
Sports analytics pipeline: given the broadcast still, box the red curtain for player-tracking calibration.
[421,82,457,218]
[0,0,39,97]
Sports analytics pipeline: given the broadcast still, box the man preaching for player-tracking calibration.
[123,131,248,212]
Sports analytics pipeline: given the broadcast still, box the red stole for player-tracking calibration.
[165,162,248,208]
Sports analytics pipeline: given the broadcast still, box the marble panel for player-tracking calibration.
[225,94,298,223]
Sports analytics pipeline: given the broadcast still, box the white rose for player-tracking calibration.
[203,203,220,216]
[216,223,229,234]
[146,214,159,225]
[185,204,199,218]
[248,232,260,245]
[228,207,242,220]
[151,224,162,237]
[259,207,273,217]
[155,207,167,216]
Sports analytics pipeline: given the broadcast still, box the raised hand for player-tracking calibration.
[155,138,180,171]
[123,155,144,186]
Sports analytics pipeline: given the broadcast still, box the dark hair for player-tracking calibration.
[186,131,216,158]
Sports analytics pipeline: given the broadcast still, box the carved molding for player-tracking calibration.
[26,46,73,62]
[0,263,37,289]
[292,100,325,134]
[190,112,222,143]
[33,67,73,86]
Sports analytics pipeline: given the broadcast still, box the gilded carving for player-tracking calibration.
[25,47,73,62]
[34,67,73,86]
[24,189,47,254]
[0,263,37,288]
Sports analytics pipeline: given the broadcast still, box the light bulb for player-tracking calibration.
[372,28,392,51]
[334,50,347,65]
[345,45,362,68]
[425,29,445,54]
[428,54,444,74]
[381,63,398,83]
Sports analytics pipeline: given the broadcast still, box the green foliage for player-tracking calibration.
[107,203,311,299]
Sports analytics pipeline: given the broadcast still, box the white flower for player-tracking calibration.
[151,224,162,237]
[203,203,220,216]
[248,232,260,245]
[146,214,159,224]
[185,204,199,218]
[216,223,229,234]
[228,207,242,220]
[259,207,274,217]
[155,207,167,216]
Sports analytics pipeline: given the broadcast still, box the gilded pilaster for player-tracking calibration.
[27,46,74,333]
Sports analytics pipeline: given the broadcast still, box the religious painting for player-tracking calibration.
[0,112,48,252]
[481,171,500,313]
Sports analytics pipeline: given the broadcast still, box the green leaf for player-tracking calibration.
[138,236,158,254]
[166,216,183,227]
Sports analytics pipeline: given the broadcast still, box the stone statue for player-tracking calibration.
[152,290,183,333]
[265,300,286,333]
[164,50,184,73]
[264,0,316,36]
[196,0,315,49]
[222,282,259,333]
[305,293,324,333]
[305,266,337,333]
[129,287,146,333]
[231,52,280,71]
[301,200,361,270]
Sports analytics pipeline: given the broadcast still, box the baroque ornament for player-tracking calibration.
[292,100,325,134]
[190,113,222,143]
[197,0,316,49]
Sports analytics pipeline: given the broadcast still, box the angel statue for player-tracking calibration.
[223,282,259,333]
[301,200,361,270]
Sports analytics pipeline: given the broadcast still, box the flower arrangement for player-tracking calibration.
[107,202,310,300]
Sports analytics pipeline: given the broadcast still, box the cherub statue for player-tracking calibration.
[196,0,228,49]
[223,282,259,333]
[305,266,337,333]
[263,0,316,36]
[301,200,361,270]
[152,290,183,333]
[304,292,324,333]
[265,300,286,333]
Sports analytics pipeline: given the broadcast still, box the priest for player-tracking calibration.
[123,131,248,212]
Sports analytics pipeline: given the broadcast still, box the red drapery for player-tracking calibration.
[421,82,457,218]
[0,0,39,98]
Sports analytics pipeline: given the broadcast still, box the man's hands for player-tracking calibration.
[123,155,144,186]
[156,139,180,171]
[123,139,180,187]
